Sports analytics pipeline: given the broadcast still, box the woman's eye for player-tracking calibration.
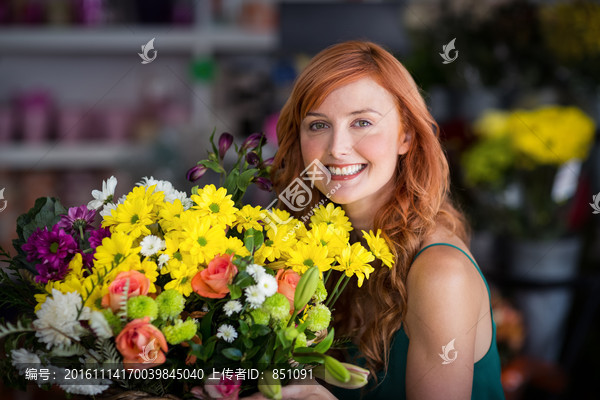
[310,122,328,130]
[353,120,371,128]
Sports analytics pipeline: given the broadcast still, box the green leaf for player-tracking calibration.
[200,308,215,342]
[222,347,243,361]
[244,229,264,252]
[224,169,240,197]
[229,284,242,300]
[209,127,218,156]
[243,337,253,349]
[249,324,271,338]
[313,328,335,354]
[239,319,249,336]
[199,159,225,174]
[238,169,259,191]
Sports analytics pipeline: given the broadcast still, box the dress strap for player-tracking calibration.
[412,242,491,303]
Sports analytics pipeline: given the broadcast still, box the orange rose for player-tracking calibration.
[102,270,150,312]
[115,317,168,368]
[276,269,300,310]
[191,254,238,299]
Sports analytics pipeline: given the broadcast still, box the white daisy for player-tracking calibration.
[223,300,243,317]
[88,311,112,339]
[246,263,266,280]
[157,254,170,270]
[11,349,41,373]
[244,285,266,309]
[99,202,117,218]
[256,274,278,297]
[33,289,91,350]
[88,176,117,210]
[216,324,238,343]
[140,235,166,257]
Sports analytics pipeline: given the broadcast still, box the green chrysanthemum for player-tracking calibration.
[262,293,290,321]
[305,304,331,332]
[294,332,307,349]
[162,319,197,345]
[156,289,185,320]
[127,295,158,321]
[312,280,327,303]
[249,308,270,325]
[102,309,123,335]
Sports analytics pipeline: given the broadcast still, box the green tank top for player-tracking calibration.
[331,243,505,400]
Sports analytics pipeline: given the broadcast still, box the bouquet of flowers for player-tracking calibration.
[461,105,595,238]
[0,132,393,399]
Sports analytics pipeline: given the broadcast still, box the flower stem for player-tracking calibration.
[325,273,345,308]
[328,276,350,308]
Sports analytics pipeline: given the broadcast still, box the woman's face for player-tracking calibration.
[300,77,410,210]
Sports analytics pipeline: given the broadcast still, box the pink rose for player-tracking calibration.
[102,270,150,312]
[276,269,300,310]
[191,254,238,299]
[195,372,241,400]
[115,317,168,368]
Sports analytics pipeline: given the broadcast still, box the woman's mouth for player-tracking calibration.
[326,164,367,180]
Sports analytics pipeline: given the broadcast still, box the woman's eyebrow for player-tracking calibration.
[350,108,382,116]
[306,112,327,118]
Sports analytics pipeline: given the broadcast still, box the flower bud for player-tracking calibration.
[258,370,282,400]
[241,133,264,152]
[246,151,260,166]
[260,157,275,168]
[293,266,319,311]
[323,355,351,384]
[186,165,207,182]
[218,132,234,160]
[313,362,369,389]
[253,177,273,192]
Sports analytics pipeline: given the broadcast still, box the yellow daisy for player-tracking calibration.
[191,184,238,227]
[93,231,141,275]
[361,229,395,269]
[310,203,352,235]
[234,205,265,233]
[336,243,375,287]
[219,236,250,257]
[165,263,199,297]
[102,195,154,240]
[159,199,185,232]
[285,242,334,274]
[178,214,228,265]
[304,222,347,259]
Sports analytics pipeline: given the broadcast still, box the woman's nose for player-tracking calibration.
[328,127,353,158]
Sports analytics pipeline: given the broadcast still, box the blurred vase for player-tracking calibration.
[509,237,581,363]
[58,108,86,143]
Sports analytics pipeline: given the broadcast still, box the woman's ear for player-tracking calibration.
[398,131,412,155]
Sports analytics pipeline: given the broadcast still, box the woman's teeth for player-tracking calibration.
[328,164,366,176]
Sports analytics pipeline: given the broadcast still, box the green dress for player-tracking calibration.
[331,243,505,400]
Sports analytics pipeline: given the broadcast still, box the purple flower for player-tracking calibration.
[89,227,111,249]
[253,177,273,192]
[241,133,264,152]
[186,164,207,182]
[260,157,274,168]
[246,151,260,166]
[218,132,234,160]
[57,205,96,235]
[22,226,78,284]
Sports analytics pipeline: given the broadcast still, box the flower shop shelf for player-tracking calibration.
[0,27,277,54]
[0,143,152,169]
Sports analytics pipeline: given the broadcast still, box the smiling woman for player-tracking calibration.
[259,41,505,399]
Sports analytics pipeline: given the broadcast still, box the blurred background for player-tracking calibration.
[0,0,599,399]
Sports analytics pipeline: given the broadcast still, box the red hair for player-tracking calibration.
[271,41,468,377]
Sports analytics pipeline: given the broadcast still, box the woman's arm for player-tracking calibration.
[404,246,485,400]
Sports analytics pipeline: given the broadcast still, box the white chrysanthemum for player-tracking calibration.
[216,324,238,343]
[11,349,41,373]
[182,197,194,210]
[140,235,166,257]
[33,289,91,349]
[246,263,266,280]
[244,285,266,309]
[157,254,170,270]
[223,300,243,317]
[88,311,112,339]
[99,202,117,218]
[88,176,117,210]
[139,177,189,204]
[256,274,278,297]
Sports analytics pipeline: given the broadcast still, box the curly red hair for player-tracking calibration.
[271,41,469,377]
